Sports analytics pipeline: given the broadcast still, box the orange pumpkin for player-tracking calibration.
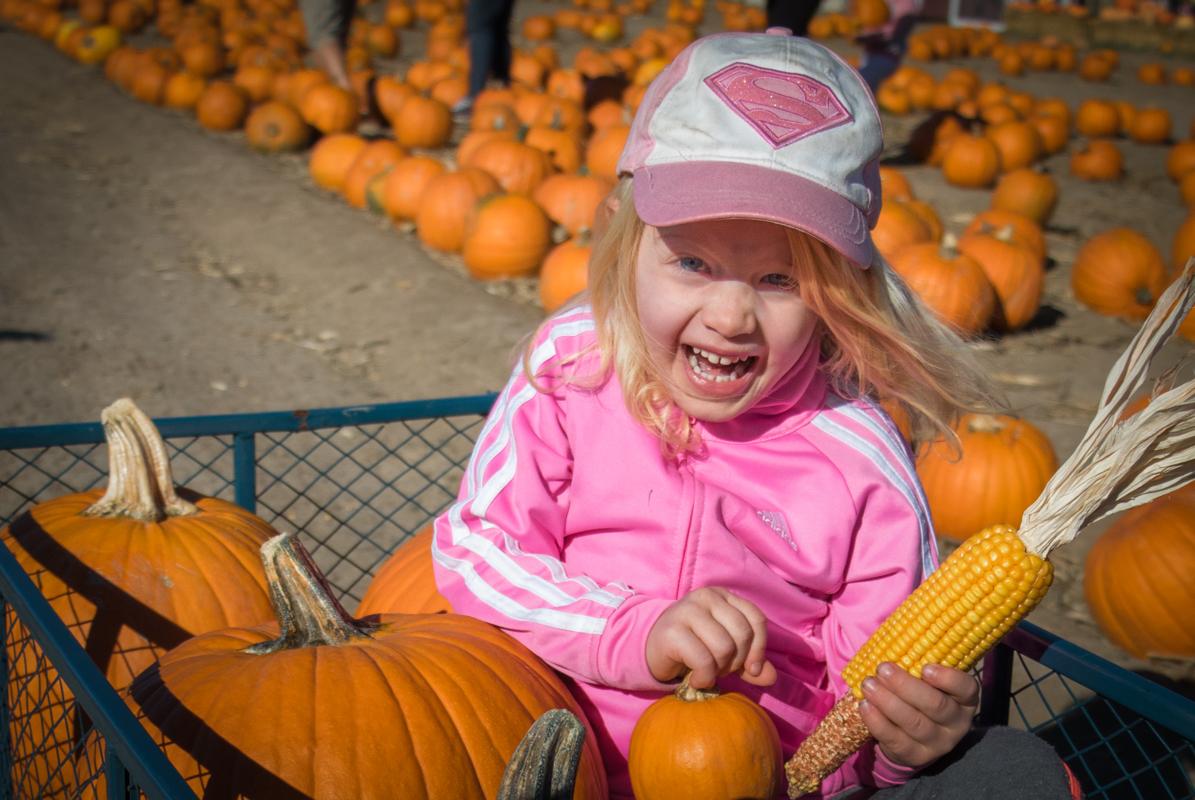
[195,80,248,130]
[532,171,614,235]
[585,124,631,180]
[1174,214,1195,273]
[356,524,451,615]
[244,101,310,153]
[941,134,1001,188]
[300,83,358,134]
[391,94,452,149]
[126,533,608,799]
[916,413,1058,542]
[380,154,448,223]
[871,199,933,262]
[415,167,502,253]
[984,120,1043,173]
[308,133,367,191]
[1166,141,1195,183]
[465,138,554,196]
[1084,488,1195,659]
[341,139,406,209]
[539,235,593,312]
[1127,107,1171,145]
[628,676,782,800]
[990,167,1058,224]
[957,227,1045,331]
[1071,228,1170,320]
[963,212,1046,263]
[889,241,996,336]
[2,399,275,798]
[1075,99,1120,138]
[162,70,207,110]
[1070,139,1123,182]
[462,193,552,280]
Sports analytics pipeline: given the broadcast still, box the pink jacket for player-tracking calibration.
[432,307,938,798]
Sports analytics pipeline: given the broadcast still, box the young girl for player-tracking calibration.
[432,30,1079,800]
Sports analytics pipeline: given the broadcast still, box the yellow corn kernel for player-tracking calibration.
[840,525,1053,698]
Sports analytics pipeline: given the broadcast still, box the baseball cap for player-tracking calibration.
[616,28,884,268]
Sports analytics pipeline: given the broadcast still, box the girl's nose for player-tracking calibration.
[701,280,757,338]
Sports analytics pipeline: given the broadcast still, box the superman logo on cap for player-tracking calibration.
[704,63,853,148]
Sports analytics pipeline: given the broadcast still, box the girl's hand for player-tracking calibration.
[645,587,778,689]
[858,662,979,769]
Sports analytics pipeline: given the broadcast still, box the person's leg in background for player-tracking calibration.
[857,13,916,91]
[766,0,824,36]
[302,0,358,104]
[460,0,517,116]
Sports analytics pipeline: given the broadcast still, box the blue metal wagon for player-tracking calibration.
[0,396,1191,798]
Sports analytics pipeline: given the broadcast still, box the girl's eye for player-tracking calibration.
[678,255,706,272]
[763,273,798,290]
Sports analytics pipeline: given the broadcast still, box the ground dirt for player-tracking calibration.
[1,2,1194,695]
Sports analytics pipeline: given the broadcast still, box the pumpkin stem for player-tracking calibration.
[83,398,198,521]
[1135,285,1155,307]
[245,532,377,655]
[674,671,721,702]
[966,414,1006,434]
[497,709,586,800]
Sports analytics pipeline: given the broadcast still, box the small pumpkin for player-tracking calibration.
[300,83,359,135]
[539,235,593,313]
[162,70,207,110]
[1074,98,1120,138]
[1071,228,1169,320]
[941,133,1001,188]
[1166,141,1195,183]
[957,225,1045,331]
[990,167,1058,225]
[916,413,1058,542]
[963,210,1046,262]
[532,171,614,236]
[890,239,996,336]
[465,138,554,197]
[195,80,248,131]
[1127,107,1171,145]
[1070,138,1123,182]
[308,132,367,191]
[380,154,448,222]
[628,674,782,800]
[244,100,310,153]
[585,124,631,180]
[415,167,502,253]
[871,199,933,262]
[462,193,552,280]
[391,94,452,149]
[342,139,406,209]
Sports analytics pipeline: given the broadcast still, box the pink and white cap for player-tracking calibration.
[617,29,884,267]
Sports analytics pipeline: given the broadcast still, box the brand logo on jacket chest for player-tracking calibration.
[756,510,797,551]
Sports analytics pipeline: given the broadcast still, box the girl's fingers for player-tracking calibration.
[671,627,720,689]
[688,612,744,673]
[860,672,937,744]
[722,593,770,675]
[921,664,982,706]
[873,663,959,726]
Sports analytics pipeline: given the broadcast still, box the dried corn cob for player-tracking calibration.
[786,260,1195,798]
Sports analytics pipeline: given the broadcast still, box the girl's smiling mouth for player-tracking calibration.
[683,344,758,383]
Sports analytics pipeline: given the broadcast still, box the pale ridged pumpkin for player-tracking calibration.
[916,413,1058,541]
[355,524,451,615]
[628,675,782,800]
[2,399,275,799]
[125,533,608,799]
[1084,487,1195,659]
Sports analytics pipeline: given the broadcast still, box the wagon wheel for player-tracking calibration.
[498,709,586,800]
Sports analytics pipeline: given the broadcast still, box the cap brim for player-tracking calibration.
[631,161,874,268]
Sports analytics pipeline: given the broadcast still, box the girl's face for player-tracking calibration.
[634,218,819,424]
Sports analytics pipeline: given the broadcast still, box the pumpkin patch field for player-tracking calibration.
[2,0,1195,723]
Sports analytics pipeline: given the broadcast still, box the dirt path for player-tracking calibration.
[2,9,1194,689]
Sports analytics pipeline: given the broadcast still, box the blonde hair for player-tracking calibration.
[524,178,1003,455]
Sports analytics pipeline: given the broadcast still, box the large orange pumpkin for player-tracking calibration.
[195,81,248,131]
[415,167,502,253]
[244,101,310,153]
[628,676,782,800]
[126,533,608,799]
[379,154,448,223]
[956,227,1045,331]
[308,132,367,192]
[1071,228,1169,320]
[355,524,451,615]
[341,139,406,209]
[2,399,275,798]
[532,171,614,235]
[916,413,1058,541]
[1084,488,1195,659]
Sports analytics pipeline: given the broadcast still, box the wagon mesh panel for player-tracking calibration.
[1,403,1193,799]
